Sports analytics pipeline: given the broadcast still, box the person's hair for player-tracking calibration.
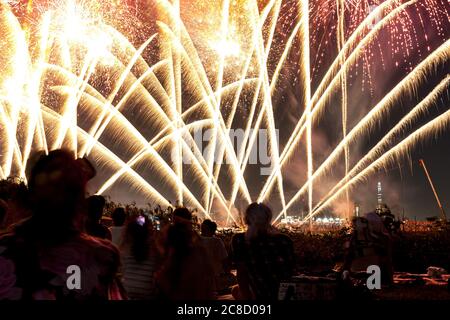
[87,195,106,222]
[244,203,273,239]
[201,219,217,234]
[159,223,195,290]
[25,149,91,241]
[123,217,153,262]
[112,207,127,226]
[173,207,192,221]
[0,178,28,204]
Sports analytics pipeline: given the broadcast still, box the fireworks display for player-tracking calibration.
[0,0,448,225]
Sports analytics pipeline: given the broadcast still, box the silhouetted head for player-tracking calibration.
[27,149,90,234]
[123,216,153,262]
[173,207,192,224]
[165,222,194,255]
[201,219,217,237]
[156,222,197,294]
[112,207,127,227]
[87,195,106,223]
[244,203,273,237]
[0,178,28,203]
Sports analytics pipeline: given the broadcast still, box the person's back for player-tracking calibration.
[156,221,215,300]
[0,224,120,300]
[232,232,294,299]
[121,253,158,300]
[110,207,127,247]
[86,195,111,240]
[111,226,125,247]
[121,217,158,300]
[87,222,111,240]
[200,219,228,275]
[200,236,228,275]
[231,203,295,300]
[366,211,390,240]
[350,211,393,284]
[199,219,229,292]
[160,243,214,300]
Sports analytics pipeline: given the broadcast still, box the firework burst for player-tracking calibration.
[0,0,448,225]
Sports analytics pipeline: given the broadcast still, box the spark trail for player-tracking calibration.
[0,0,448,224]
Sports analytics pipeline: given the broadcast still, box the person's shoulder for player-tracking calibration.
[365,211,381,221]
[231,232,245,245]
[210,236,226,249]
[0,231,15,244]
[213,235,226,245]
[206,235,224,244]
[232,232,245,241]
[0,220,29,248]
[78,234,120,274]
[271,232,293,245]
[77,233,119,257]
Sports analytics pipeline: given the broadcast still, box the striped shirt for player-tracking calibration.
[121,252,158,300]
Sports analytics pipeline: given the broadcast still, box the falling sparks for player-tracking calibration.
[0,0,448,225]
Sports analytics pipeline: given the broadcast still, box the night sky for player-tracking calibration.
[90,0,450,221]
[4,0,450,221]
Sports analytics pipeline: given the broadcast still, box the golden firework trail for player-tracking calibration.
[259,0,421,204]
[310,101,450,219]
[304,74,450,221]
[0,0,448,225]
[273,40,449,223]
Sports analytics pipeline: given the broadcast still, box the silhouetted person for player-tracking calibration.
[110,207,127,246]
[86,195,111,240]
[343,207,394,285]
[200,219,229,292]
[170,206,200,240]
[0,150,121,300]
[121,216,159,300]
[231,203,294,300]
[201,219,218,237]
[172,207,192,225]
[156,219,215,300]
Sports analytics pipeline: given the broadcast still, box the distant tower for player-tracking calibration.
[354,203,361,217]
[377,181,383,205]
